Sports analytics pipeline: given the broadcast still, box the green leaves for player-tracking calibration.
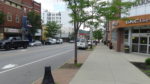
[95,0,136,21]
[64,0,91,28]
[27,11,41,36]
[45,21,61,38]
[0,11,5,25]
[93,29,103,40]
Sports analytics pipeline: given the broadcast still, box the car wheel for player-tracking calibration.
[5,44,10,50]
[23,45,27,49]
[14,46,18,49]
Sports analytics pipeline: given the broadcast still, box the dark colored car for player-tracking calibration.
[0,37,29,50]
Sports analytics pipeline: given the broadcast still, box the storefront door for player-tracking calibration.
[132,35,150,54]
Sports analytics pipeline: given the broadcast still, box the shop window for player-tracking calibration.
[140,37,147,44]
[111,30,117,42]
[124,30,128,34]
[7,13,12,21]
[140,29,150,33]
[132,29,139,33]
[132,44,138,52]
[124,30,129,44]
[140,45,147,53]
[132,37,139,43]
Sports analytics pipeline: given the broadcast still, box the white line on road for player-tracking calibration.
[2,64,18,70]
[0,49,73,74]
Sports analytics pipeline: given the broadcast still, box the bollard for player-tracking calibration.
[42,66,55,84]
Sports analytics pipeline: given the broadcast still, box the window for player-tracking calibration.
[124,30,129,44]
[7,13,12,21]
[24,8,27,13]
[132,29,139,33]
[16,15,20,23]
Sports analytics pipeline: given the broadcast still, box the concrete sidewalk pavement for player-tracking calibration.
[70,44,150,84]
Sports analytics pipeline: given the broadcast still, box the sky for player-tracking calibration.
[34,0,66,12]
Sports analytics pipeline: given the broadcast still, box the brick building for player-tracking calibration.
[0,0,41,40]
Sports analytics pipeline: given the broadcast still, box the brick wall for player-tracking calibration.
[22,0,33,7]
[33,1,41,14]
[117,29,124,52]
[0,1,22,29]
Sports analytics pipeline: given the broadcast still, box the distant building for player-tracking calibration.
[42,10,73,40]
[42,10,61,25]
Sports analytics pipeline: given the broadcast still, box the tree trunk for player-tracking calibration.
[74,20,78,64]
[74,33,78,64]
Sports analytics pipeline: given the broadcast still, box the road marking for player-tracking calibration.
[0,44,72,57]
[0,49,73,74]
[2,64,18,70]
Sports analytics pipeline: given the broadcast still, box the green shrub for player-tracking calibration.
[145,58,150,65]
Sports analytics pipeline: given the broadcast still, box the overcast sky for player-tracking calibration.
[34,0,66,12]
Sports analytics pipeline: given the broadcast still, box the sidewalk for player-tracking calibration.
[70,44,150,84]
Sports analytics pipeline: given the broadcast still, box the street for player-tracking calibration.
[0,43,74,84]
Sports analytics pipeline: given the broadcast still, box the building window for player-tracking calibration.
[111,30,117,42]
[124,30,129,44]
[16,15,20,23]
[24,8,27,13]
[7,13,12,21]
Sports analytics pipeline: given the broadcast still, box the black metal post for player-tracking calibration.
[42,66,55,84]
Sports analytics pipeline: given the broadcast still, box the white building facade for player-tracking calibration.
[42,9,73,39]
[42,10,61,25]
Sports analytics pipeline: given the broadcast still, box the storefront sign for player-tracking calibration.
[4,28,21,33]
[126,18,150,24]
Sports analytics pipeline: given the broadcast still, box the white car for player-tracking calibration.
[77,39,88,49]
[45,38,56,45]
[29,40,42,46]
[56,39,63,44]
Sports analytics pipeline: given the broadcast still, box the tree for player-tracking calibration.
[0,11,5,25]
[64,0,92,64]
[93,29,103,41]
[64,0,136,64]
[27,11,41,37]
[45,21,61,38]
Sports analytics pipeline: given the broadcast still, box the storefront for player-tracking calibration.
[111,14,150,54]
[3,28,21,39]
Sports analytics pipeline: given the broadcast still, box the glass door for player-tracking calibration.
[132,35,150,54]
[132,37,139,52]
[139,37,148,53]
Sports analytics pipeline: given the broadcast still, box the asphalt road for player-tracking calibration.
[0,43,74,84]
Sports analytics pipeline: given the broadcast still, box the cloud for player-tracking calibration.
[34,0,66,11]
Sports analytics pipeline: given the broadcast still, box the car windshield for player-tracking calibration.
[80,39,86,42]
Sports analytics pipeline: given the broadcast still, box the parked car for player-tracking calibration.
[56,39,63,44]
[69,40,74,43]
[45,38,56,45]
[0,37,29,50]
[29,40,42,47]
[88,40,92,46]
[77,39,88,49]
